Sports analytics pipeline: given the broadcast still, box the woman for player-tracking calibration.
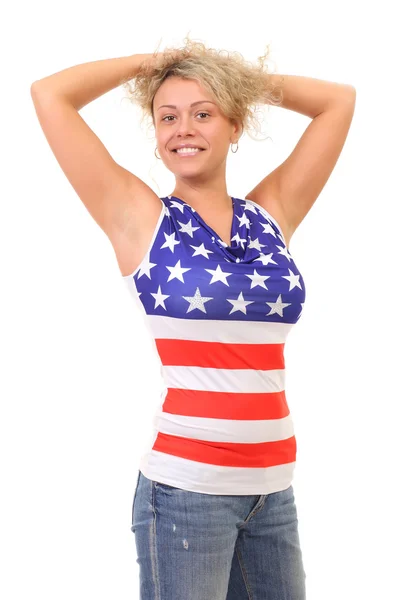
[31,35,356,600]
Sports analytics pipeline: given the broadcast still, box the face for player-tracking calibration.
[152,77,240,178]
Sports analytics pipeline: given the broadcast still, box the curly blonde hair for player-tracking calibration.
[122,34,284,143]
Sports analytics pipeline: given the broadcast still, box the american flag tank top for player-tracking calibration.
[123,194,306,495]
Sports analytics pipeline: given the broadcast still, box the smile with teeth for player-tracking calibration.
[174,147,204,156]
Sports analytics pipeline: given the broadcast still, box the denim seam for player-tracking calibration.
[131,470,141,528]
[151,481,161,600]
[235,544,253,600]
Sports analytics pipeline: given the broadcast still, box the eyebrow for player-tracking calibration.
[156,100,216,111]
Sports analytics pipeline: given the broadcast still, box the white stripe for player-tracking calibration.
[162,365,285,393]
[148,314,293,343]
[140,451,295,495]
[155,411,295,444]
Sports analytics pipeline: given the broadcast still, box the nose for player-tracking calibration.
[176,114,197,137]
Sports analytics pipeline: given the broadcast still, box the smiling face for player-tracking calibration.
[152,76,241,180]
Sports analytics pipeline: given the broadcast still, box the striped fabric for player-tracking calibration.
[123,195,306,495]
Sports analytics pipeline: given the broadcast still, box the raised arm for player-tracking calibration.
[30,53,161,241]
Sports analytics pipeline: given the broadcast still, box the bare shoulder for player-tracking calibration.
[109,174,165,278]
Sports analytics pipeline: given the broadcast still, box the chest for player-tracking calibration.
[129,195,304,323]
[193,207,235,248]
[201,218,233,247]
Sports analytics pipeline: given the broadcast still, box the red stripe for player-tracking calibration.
[153,432,297,468]
[155,339,285,370]
[163,388,289,420]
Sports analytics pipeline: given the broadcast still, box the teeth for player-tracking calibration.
[176,148,201,153]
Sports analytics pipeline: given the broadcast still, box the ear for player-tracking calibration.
[231,119,243,142]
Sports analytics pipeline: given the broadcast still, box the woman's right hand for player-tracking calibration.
[135,52,163,72]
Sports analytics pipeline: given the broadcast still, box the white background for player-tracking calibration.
[2,0,399,598]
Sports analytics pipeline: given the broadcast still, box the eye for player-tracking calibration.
[161,112,210,122]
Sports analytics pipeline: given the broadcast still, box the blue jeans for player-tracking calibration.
[130,470,307,599]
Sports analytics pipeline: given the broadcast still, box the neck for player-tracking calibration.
[170,185,232,213]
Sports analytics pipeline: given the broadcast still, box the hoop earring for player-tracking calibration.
[154,146,161,159]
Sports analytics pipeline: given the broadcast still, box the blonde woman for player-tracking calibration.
[31,36,356,600]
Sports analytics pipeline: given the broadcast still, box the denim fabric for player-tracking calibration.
[130,470,306,599]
